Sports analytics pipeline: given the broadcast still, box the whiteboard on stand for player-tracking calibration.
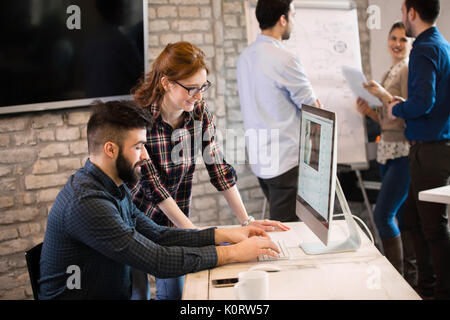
[245,0,368,168]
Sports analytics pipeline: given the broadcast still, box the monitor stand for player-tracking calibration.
[300,177,362,255]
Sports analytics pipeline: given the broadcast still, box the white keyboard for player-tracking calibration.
[258,239,291,261]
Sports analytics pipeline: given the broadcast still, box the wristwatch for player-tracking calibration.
[241,216,255,226]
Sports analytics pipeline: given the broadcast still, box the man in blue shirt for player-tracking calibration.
[38,100,279,300]
[388,0,450,300]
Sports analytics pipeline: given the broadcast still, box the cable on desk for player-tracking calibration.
[333,214,375,244]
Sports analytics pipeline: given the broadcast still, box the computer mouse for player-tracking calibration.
[249,264,282,272]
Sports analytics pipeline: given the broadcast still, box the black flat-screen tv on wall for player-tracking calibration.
[0,0,148,115]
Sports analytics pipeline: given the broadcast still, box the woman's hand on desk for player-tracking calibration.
[249,219,290,232]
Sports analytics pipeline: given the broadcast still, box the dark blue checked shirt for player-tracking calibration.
[38,159,218,300]
[392,27,450,142]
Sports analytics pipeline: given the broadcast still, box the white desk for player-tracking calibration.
[183,221,420,300]
[418,185,450,204]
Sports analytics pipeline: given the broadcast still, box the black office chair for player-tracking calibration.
[25,242,43,300]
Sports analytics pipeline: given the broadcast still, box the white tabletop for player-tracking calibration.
[183,221,421,300]
[418,185,450,204]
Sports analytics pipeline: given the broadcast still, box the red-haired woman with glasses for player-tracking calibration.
[130,42,288,300]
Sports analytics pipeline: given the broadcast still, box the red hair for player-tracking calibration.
[133,42,209,114]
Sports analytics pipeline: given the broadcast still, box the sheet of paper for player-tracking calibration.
[342,66,382,107]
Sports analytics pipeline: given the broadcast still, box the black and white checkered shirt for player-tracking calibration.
[38,159,218,300]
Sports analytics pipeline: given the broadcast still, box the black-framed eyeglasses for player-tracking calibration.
[173,80,212,97]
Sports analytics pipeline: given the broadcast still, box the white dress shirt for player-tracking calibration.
[236,34,317,179]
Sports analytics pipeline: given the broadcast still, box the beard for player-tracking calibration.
[404,18,414,38]
[282,28,291,40]
[116,149,142,185]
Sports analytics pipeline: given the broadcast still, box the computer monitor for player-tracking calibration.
[296,104,361,255]
[297,104,337,245]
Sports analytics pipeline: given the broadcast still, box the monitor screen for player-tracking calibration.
[296,104,337,245]
[0,0,147,115]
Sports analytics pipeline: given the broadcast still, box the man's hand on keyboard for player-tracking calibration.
[258,240,290,261]
[249,219,291,232]
[214,226,270,245]
[216,236,280,265]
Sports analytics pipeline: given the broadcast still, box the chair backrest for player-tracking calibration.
[25,243,43,300]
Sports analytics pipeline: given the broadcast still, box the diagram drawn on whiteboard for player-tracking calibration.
[245,1,368,166]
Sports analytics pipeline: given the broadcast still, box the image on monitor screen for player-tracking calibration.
[296,105,337,246]
[303,120,321,172]
[298,108,335,223]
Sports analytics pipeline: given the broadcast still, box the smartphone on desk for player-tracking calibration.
[211,278,238,288]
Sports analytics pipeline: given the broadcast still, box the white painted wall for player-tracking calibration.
[369,0,450,82]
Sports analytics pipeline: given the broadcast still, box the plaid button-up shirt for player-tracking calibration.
[39,159,218,300]
[130,100,237,227]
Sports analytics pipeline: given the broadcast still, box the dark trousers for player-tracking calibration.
[403,141,450,299]
[258,166,300,222]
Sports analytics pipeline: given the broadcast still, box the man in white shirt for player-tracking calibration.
[236,0,320,222]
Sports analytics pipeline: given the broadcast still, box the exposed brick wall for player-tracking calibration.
[0,109,90,299]
[0,0,371,299]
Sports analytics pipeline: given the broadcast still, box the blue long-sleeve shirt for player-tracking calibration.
[38,159,218,300]
[392,27,450,142]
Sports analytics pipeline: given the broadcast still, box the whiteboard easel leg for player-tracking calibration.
[354,169,382,250]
